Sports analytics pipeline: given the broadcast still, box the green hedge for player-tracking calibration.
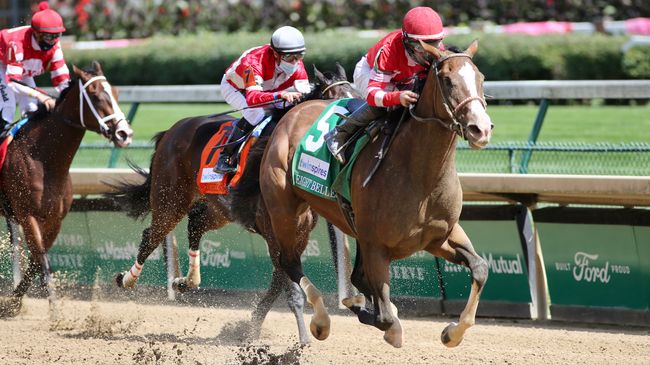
[50,31,646,86]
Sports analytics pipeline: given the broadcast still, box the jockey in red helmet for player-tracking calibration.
[325,7,445,164]
[214,25,310,174]
[0,2,70,136]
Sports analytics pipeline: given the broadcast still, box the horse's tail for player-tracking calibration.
[104,131,166,220]
[229,136,269,230]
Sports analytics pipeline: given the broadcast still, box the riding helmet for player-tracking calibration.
[31,2,66,33]
[402,7,444,41]
[270,26,306,54]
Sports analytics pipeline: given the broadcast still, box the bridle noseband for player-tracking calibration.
[409,53,486,139]
[78,76,127,137]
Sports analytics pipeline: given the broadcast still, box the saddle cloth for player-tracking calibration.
[291,98,369,202]
[0,117,29,171]
[196,116,272,195]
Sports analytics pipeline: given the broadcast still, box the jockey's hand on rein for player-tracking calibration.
[280,91,303,104]
[41,96,56,111]
[399,91,419,107]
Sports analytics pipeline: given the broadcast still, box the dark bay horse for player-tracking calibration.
[107,64,359,344]
[0,61,133,317]
[255,41,493,347]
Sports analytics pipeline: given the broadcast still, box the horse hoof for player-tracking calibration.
[172,278,189,293]
[383,326,403,348]
[342,294,365,309]
[114,272,125,288]
[309,317,330,341]
[441,322,463,348]
[114,272,137,289]
[0,297,22,318]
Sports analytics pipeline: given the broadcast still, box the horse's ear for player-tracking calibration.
[420,40,443,61]
[335,62,347,79]
[92,61,104,75]
[72,65,86,78]
[464,39,479,58]
[313,65,326,83]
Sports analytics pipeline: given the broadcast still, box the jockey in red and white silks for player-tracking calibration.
[221,43,308,127]
[0,2,70,129]
[325,6,445,164]
[215,25,309,174]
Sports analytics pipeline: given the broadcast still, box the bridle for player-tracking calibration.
[409,53,486,139]
[320,80,354,98]
[78,76,127,137]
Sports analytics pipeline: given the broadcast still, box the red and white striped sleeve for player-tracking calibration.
[4,40,24,84]
[48,45,70,91]
[366,47,401,107]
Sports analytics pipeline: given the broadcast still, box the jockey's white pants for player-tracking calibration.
[220,75,267,126]
[353,56,371,99]
[0,64,38,124]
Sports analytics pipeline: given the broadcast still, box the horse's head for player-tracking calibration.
[69,61,133,147]
[312,63,361,99]
[420,40,493,149]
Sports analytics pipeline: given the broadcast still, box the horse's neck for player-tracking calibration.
[403,76,458,180]
[33,107,86,169]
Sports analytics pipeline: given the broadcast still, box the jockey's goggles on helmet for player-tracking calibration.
[40,32,62,42]
[280,52,304,63]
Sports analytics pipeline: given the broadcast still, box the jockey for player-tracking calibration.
[0,2,70,135]
[325,6,445,163]
[214,25,309,174]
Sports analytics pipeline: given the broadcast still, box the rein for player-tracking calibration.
[408,53,486,139]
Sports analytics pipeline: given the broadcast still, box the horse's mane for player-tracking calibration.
[28,67,100,122]
[304,69,346,100]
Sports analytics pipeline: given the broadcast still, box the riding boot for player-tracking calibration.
[324,103,384,164]
[213,118,255,174]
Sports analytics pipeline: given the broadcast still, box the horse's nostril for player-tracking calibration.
[117,130,129,141]
[467,125,482,137]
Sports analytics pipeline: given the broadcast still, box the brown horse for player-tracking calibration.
[107,64,359,344]
[0,61,133,317]
[255,41,493,347]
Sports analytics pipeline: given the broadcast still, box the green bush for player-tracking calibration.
[49,31,646,86]
[622,46,650,78]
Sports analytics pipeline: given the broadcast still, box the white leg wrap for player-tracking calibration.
[187,249,201,287]
[122,261,142,288]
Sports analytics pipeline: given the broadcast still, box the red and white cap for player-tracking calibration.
[31,2,66,33]
[402,7,444,40]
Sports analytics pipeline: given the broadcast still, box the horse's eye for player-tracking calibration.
[443,77,453,87]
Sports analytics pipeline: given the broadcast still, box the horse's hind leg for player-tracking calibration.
[173,201,229,292]
[427,223,488,347]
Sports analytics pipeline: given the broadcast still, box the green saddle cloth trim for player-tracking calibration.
[292,98,367,202]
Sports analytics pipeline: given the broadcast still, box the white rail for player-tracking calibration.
[71,169,650,207]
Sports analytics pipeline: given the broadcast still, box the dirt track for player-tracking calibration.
[0,296,648,365]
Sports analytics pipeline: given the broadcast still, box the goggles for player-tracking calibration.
[40,32,62,42]
[280,52,305,62]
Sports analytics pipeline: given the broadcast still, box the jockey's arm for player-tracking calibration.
[7,79,56,111]
[366,70,417,108]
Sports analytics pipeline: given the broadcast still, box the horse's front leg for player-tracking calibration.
[270,209,330,341]
[172,202,229,292]
[428,223,488,347]
[359,243,402,348]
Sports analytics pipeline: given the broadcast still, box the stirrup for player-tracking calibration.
[213,155,238,174]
